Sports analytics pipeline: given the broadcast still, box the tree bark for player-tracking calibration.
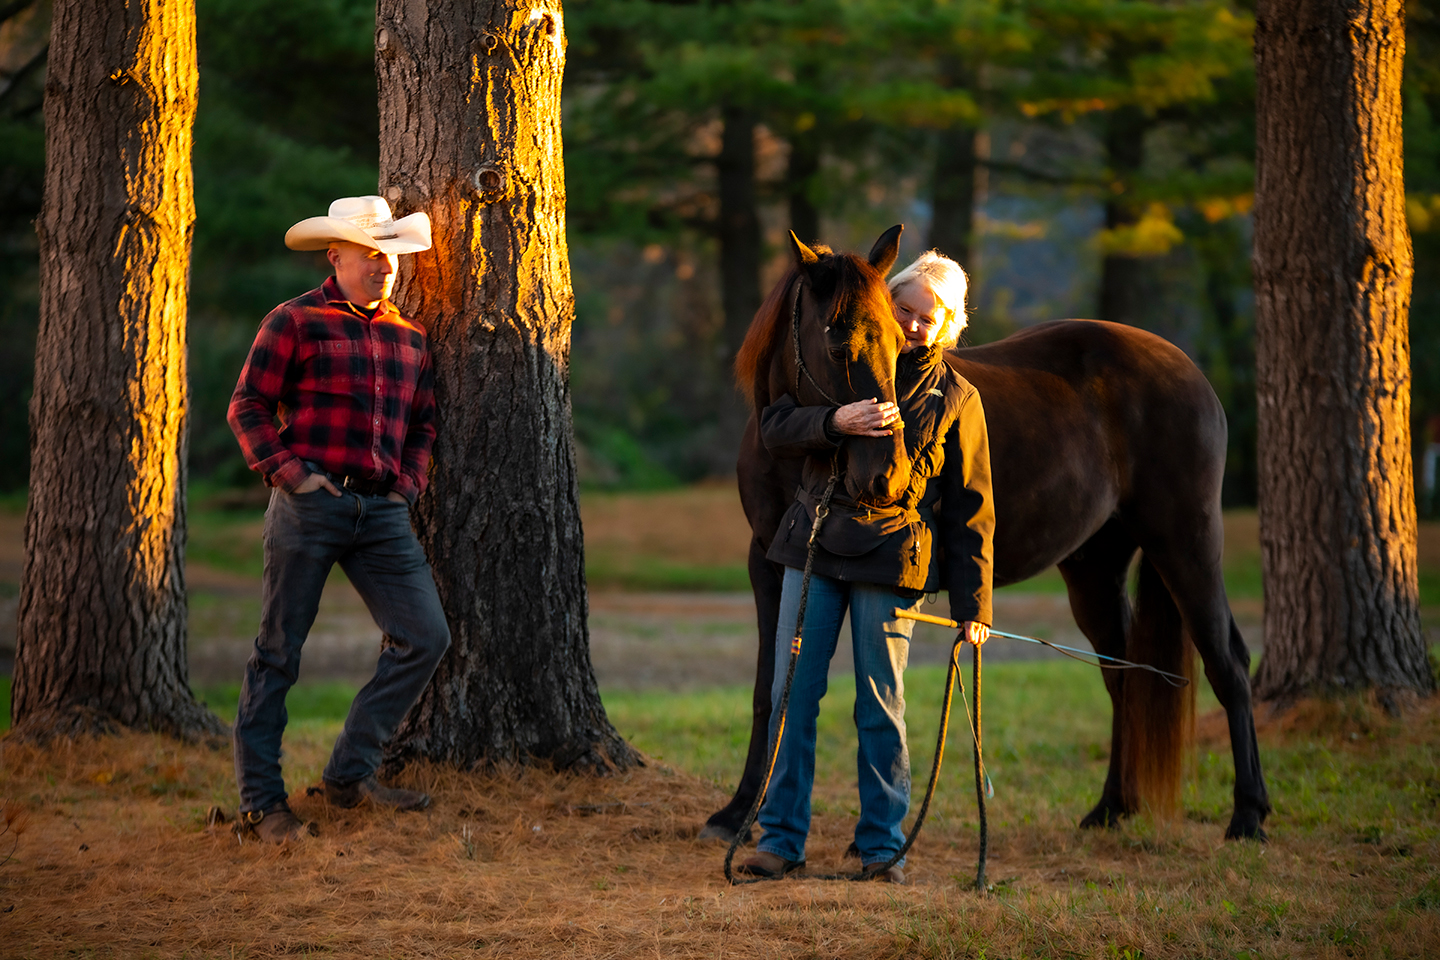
[12,0,222,741]
[786,126,821,247]
[374,0,637,772]
[928,125,976,266]
[1097,104,1149,326]
[1252,0,1432,702]
[717,102,762,362]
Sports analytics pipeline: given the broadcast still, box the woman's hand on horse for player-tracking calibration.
[960,621,990,646]
[833,398,901,437]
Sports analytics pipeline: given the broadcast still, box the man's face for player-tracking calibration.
[328,242,397,306]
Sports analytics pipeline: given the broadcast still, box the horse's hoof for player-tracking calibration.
[697,823,737,843]
[1224,813,1269,842]
[1078,802,1125,830]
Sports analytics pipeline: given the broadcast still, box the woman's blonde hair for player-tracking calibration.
[888,250,969,347]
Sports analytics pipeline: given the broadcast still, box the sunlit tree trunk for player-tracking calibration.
[1252,0,1433,704]
[12,0,222,740]
[375,0,636,771]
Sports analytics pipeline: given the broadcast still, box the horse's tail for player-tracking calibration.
[1121,555,1197,816]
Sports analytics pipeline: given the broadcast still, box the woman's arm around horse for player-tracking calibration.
[760,394,902,460]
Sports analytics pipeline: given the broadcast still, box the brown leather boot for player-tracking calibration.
[323,775,431,811]
[235,801,317,844]
[735,851,806,878]
[862,861,905,884]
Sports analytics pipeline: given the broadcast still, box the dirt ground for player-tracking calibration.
[0,703,1436,960]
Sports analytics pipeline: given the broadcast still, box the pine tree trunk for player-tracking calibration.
[786,127,821,247]
[1097,105,1149,326]
[928,125,976,266]
[717,102,761,361]
[1252,0,1432,703]
[375,0,637,771]
[12,0,222,741]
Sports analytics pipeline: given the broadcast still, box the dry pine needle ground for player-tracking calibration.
[0,696,1437,959]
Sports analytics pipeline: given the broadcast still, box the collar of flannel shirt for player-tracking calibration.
[319,275,401,323]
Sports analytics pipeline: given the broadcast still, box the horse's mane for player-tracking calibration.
[734,267,802,406]
[733,249,892,407]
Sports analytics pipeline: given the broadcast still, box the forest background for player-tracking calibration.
[2,0,1440,504]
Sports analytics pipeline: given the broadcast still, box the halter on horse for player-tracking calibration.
[714,233,1271,848]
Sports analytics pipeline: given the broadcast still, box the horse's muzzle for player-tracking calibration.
[846,454,912,508]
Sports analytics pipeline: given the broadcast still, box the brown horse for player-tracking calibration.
[707,250,1271,843]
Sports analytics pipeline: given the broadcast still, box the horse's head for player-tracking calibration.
[736,225,911,507]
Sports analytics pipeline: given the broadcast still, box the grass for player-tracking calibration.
[1,663,1438,958]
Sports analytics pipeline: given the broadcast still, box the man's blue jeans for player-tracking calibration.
[233,487,451,814]
[756,566,921,865]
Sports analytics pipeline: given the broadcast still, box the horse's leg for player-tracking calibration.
[700,541,783,841]
[1057,519,1138,829]
[1136,513,1271,840]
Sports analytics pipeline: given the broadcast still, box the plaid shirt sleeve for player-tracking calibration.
[226,304,310,492]
[392,347,437,504]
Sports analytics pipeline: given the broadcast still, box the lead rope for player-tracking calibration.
[972,639,988,891]
[726,280,982,886]
[724,453,840,885]
[724,451,980,885]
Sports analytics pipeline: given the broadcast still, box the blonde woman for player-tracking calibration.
[739,250,994,882]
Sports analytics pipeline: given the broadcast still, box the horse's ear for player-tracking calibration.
[867,224,904,277]
[790,231,820,265]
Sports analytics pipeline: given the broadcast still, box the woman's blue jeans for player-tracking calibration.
[233,487,451,814]
[756,566,922,865]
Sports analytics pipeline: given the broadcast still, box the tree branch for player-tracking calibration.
[0,42,47,112]
[978,156,1108,188]
[0,0,36,29]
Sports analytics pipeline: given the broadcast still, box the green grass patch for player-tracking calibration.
[583,553,751,592]
[186,506,267,578]
[191,681,363,727]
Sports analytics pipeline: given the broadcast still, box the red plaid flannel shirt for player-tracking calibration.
[227,276,437,503]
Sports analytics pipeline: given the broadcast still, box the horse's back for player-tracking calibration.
[947,320,1227,582]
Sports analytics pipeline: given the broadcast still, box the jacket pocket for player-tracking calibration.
[896,520,933,591]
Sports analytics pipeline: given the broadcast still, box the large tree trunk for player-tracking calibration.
[1252,0,1432,703]
[375,0,636,772]
[12,0,222,741]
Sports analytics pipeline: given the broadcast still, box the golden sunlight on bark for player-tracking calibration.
[376,0,635,772]
[13,0,221,741]
[1253,0,1431,703]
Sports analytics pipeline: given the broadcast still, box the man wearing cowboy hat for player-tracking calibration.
[226,196,451,844]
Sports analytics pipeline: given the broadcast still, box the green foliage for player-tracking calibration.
[0,1,48,491]
[1407,1,1440,516]
[565,0,1267,492]
[187,0,381,481]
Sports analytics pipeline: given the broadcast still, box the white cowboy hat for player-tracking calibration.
[285,196,432,255]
